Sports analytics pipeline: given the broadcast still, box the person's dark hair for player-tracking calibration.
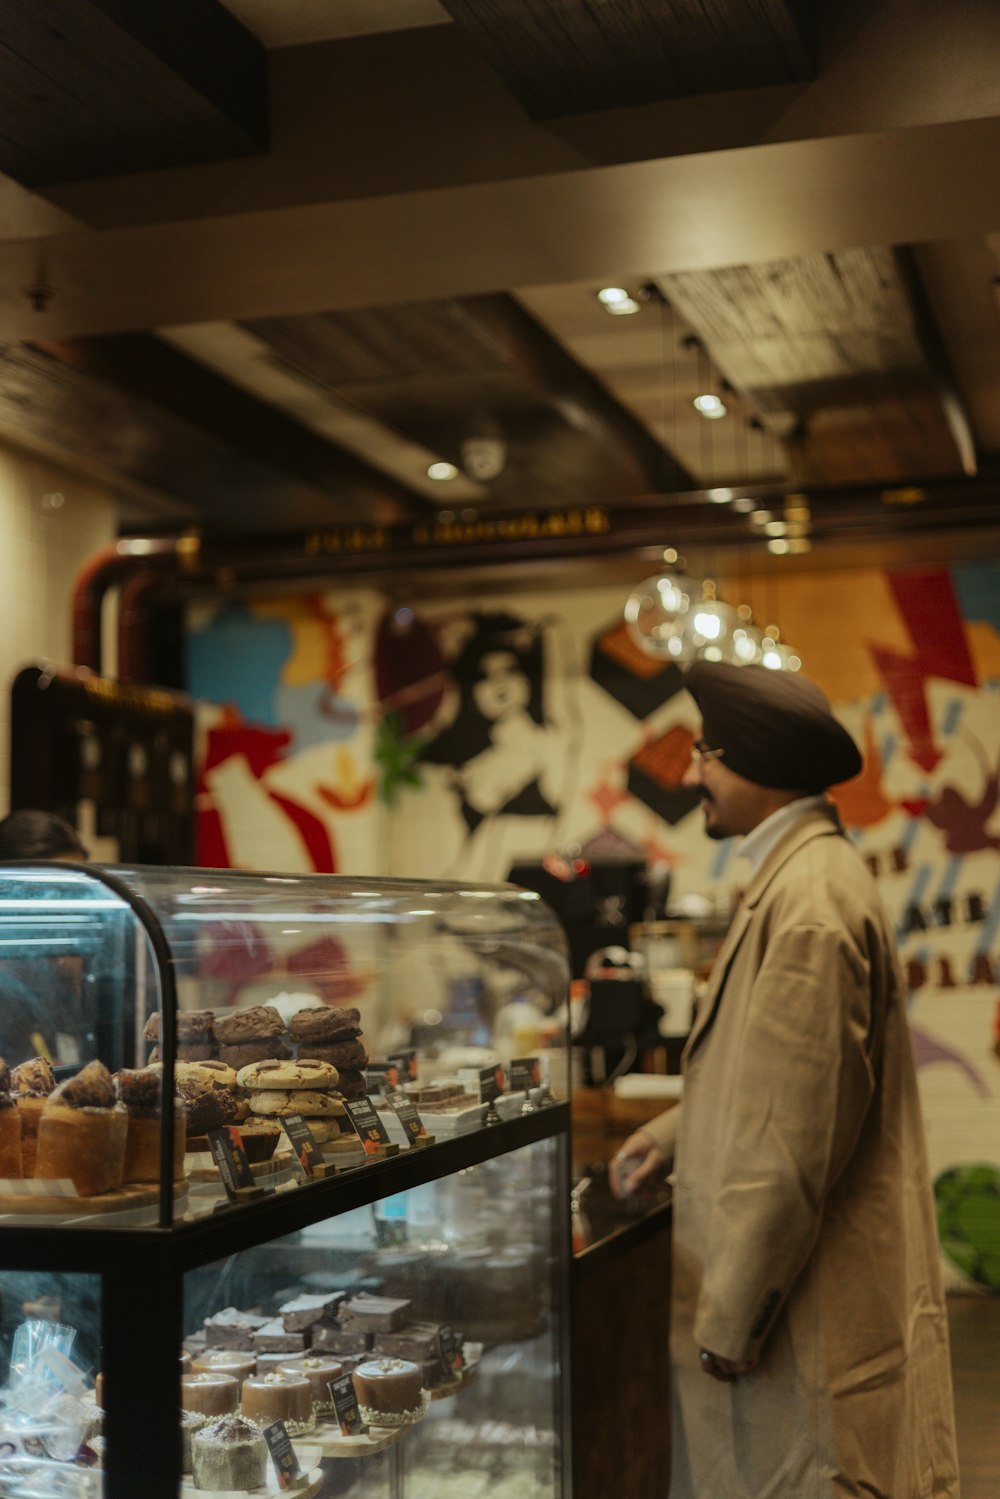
[0,810,89,860]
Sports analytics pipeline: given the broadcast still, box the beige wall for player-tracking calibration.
[0,442,117,816]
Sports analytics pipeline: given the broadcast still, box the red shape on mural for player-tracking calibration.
[869,570,976,773]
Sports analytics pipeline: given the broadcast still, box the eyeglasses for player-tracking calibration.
[690,740,725,766]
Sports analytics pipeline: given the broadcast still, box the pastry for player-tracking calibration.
[212,1005,286,1046]
[247,1090,346,1118]
[279,1291,345,1334]
[203,1308,270,1350]
[178,1081,239,1139]
[35,1061,128,1195]
[279,1356,343,1412]
[289,1006,362,1044]
[218,1040,292,1068]
[340,1293,412,1333]
[299,1037,368,1070]
[173,1060,238,1092]
[180,1353,192,1378]
[334,1068,366,1101]
[181,1372,239,1416]
[311,1326,372,1356]
[11,1057,56,1175]
[192,1351,256,1381]
[180,1410,208,1474]
[145,1009,217,1061]
[251,1320,307,1354]
[191,1414,267,1492]
[11,1056,57,1095]
[352,1357,424,1420]
[374,1323,453,1384]
[116,1065,185,1183]
[0,1062,23,1178]
[235,1118,281,1162]
[240,1372,315,1434]
[236,1058,339,1092]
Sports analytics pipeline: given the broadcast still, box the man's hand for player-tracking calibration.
[609,1129,668,1198]
[698,1348,758,1382]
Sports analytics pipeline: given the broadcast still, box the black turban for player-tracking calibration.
[685,660,862,791]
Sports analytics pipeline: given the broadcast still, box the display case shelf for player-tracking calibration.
[0,864,572,1499]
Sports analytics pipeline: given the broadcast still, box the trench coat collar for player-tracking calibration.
[684,802,845,1062]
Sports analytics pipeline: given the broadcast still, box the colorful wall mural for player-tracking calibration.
[188,559,1000,1292]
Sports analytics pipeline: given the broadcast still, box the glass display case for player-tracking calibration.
[0,864,572,1499]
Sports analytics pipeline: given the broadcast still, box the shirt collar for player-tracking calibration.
[738,794,830,876]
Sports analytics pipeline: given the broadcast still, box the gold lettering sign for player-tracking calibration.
[304,507,609,558]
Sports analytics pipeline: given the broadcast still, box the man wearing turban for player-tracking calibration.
[616,661,959,1498]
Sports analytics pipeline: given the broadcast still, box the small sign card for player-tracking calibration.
[207,1126,256,1199]
[385,1092,427,1146]
[329,1371,365,1436]
[262,1420,301,1489]
[439,1322,465,1374]
[509,1057,541,1094]
[343,1096,392,1155]
[280,1114,321,1178]
[364,1061,401,1096]
[458,1064,504,1105]
[388,1048,418,1084]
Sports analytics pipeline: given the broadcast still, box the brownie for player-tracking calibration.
[335,1069,366,1101]
[299,1038,367,1070]
[179,1082,239,1135]
[289,1006,361,1044]
[339,1294,412,1333]
[310,1326,372,1356]
[373,1323,450,1382]
[250,1320,307,1354]
[218,1041,292,1068]
[203,1309,269,1350]
[212,1005,286,1046]
[144,1010,215,1043]
[279,1292,345,1334]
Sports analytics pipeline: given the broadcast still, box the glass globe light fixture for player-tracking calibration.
[624,563,699,660]
[678,582,739,663]
[731,602,764,665]
[760,627,802,671]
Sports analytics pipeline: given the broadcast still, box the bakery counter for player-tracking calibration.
[571,1093,673,1499]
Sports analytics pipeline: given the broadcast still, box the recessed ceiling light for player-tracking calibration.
[767,538,791,555]
[427,461,458,481]
[693,394,727,419]
[596,287,641,315]
[763,520,788,537]
[732,496,757,513]
[708,488,733,504]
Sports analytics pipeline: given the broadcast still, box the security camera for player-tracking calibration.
[461,434,506,482]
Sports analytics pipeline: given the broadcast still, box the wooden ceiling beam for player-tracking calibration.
[21,335,433,528]
[439,0,815,118]
[893,245,979,478]
[0,0,266,188]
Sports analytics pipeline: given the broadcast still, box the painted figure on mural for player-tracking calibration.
[420,611,578,877]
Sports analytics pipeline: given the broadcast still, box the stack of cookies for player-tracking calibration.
[288,1007,368,1100]
[235,1058,348,1145]
[212,1005,291,1068]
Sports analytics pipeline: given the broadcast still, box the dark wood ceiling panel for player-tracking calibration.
[0,0,266,188]
[0,336,426,531]
[439,0,815,118]
[246,292,693,508]
[659,248,971,484]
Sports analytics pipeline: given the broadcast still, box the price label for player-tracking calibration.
[364,1062,400,1096]
[509,1057,541,1093]
[458,1064,504,1105]
[388,1048,418,1084]
[343,1096,392,1155]
[439,1322,465,1373]
[262,1421,301,1488]
[207,1126,256,1198]
[385,1092,427,1146]
[329,1371,365,1436]
[280,1114,321,1178]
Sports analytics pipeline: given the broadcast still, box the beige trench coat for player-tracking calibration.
[642,804,959,1498]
